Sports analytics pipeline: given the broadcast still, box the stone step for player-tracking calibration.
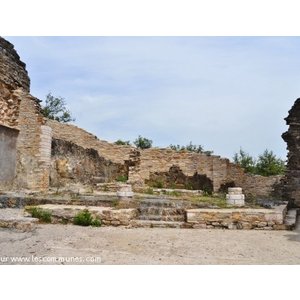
[0,208,38,231]
[138,207,186,215]
[130,220,185,228]
[138,215,185,222]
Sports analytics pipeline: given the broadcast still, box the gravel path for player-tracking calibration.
[0,224,299,265]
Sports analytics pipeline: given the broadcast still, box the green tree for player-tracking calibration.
[170,142,213,155]
[114,139,131,146]
[255,149,286,176]
[41,93,75,123]
[133,135,153,149]
[233,148,256,173]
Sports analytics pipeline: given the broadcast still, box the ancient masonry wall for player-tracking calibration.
[50,138,127,187]
[12,90,52,191]
[128,148,282,196]
[44,119,281,197]
[282,98,300,207]
[0,37,52,191]
[46,119,132,165]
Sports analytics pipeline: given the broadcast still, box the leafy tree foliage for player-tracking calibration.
[233,148,286,176]
[255,149,286,176]
[133,135,153,149]
[169,142,213,155]
[41,93,75,123]
[233,148,256,173]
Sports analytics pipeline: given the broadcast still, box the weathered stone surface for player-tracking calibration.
[226,187,245,206]
[186,205,287,230]
[50,138,127,187]
[282,98,300,207]
[0,36,285,199]
[0,37,51,191]
[28,204,138,226]
[0,37,30,92]
[0,208,38,231]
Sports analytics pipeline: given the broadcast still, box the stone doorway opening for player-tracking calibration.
[0,125,19,184]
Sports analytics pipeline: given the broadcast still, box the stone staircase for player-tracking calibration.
[131,198,188,228]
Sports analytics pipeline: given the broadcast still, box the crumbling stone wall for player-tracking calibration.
[0,36,283,197]
[50,138,127,187]
[127,148,281,197]
[46,119,132,165]
[0,37,52,191]
[0,37,30,92]
[282,98,300,207]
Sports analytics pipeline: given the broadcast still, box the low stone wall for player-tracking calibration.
[30,204,138,227]
[186,205,288,230]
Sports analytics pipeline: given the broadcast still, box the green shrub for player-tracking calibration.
[116,175,128,183]
[114,139,131,146]
[133,135,153,149]
[152,180,164,188]
[26,207,52,223]
[145,187,154,195]
[73,209,101,227]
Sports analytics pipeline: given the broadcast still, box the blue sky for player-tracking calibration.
[5,36,300,160]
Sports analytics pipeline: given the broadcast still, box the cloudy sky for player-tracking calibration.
[5,36,300,160]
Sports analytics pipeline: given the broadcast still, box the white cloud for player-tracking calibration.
[6,36,300,159]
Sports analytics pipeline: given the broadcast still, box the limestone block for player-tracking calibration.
[226,187,245,206]
[116,184,134,199]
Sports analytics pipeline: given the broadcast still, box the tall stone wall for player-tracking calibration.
[282,98,300,207]
[0,37,51,191]
[12,90,52,191]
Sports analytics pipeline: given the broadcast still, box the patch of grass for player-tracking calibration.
[151,180,164,188]
[112,199,120,207]
[144,187,154,195]
[190,195,228,208]
[26,206,52,223]
[73,209,101,227]
[116,175,128,183]
[163,190,182,197]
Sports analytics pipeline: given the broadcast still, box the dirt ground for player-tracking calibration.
[0,224,299,265]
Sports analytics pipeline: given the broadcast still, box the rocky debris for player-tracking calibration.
[0,208,38,231]
[282,98,300,207]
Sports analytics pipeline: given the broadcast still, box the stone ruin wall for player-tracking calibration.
[0,37,52,191]
[50,138,127,187]
[0,36,282,197]
[46,119,132,165]
[46,118,281,197]
[127,148,281,197]
[282,98,300,207]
